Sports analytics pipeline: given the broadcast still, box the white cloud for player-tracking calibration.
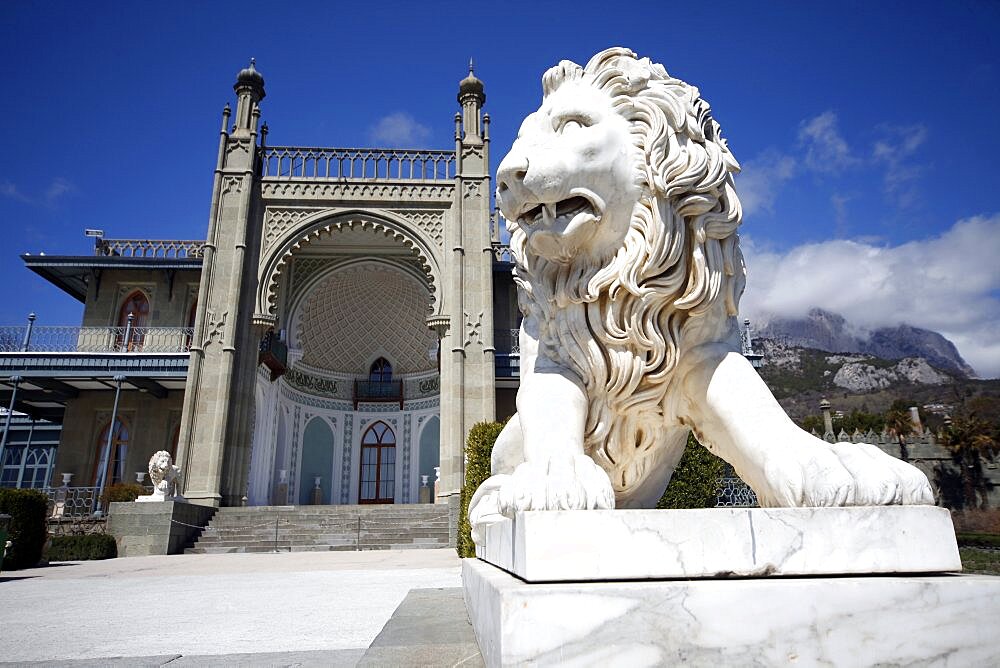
[44,177,75,205]
[798,111,856,172]
[0,181,31,203]
[873,124,929,208]
[735,151,796,217]
[369,112,431,147]
[1,177,76,207]
[740,213,1000,378]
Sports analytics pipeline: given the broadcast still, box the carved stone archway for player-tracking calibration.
[254,209,445,328]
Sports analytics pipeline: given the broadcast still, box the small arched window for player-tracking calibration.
[369,357,392,383]
[117,290,150,351]
[93,418,129,487]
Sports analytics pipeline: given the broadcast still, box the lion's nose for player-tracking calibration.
[496,152,529,199]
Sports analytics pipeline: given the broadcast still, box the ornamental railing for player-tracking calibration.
[43,486,101,518]
[353,379,404,409]
[0,326,194,354]
[261,146,456,181]
[95,238,205,258]
[715,476,759,507]
[492,243,514,263]
[494,329,520,355]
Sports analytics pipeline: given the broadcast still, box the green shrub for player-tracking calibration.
[657,433,726,509]
[956,532,1000,549]
[101,483,145,505]
[46,534,118,561]
[458,421,505,558]
[0,488,49,570]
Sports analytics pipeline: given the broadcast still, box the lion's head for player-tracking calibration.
[496,48,745,497]
[147,450,173,486]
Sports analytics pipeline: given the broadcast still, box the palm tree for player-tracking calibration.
[940,412,999,510]
[884,409,914,462]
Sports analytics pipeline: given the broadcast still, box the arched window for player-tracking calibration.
[369,357,392,382]
[116,290,150,351]
[359,421,395,504]
[93,418,129,488]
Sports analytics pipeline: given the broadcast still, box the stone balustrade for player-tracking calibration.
[261,146,456,181]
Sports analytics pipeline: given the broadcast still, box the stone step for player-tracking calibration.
[187,503,454,553]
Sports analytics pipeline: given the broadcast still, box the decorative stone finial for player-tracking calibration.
[458,59,485,104]
[235,58,265,98]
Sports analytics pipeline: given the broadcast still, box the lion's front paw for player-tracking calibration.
[497,454,615,516]
[757,440,934,507]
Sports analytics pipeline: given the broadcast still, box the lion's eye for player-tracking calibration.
[556,117,586,134]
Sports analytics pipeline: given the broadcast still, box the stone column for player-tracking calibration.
[436,64,496,501]
[176,62,266,507]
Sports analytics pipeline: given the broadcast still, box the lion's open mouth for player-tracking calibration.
[518,192,602,232]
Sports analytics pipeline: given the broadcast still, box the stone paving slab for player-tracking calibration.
[358,588,483,667]
[0,550,462,663]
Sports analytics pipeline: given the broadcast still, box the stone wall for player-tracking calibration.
[107,500,216,556]
[55,390,183,485]
[80,268,200,329]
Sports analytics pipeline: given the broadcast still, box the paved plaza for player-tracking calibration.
[0,549,482,666]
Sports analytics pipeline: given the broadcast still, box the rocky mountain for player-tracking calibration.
[753,308,976,378]
[751,337,1000,424]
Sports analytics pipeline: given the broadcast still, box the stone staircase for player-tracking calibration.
[184,504,452,554]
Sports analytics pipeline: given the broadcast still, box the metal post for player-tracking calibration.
[0,375,23,477]
[14,417,35,488]
[22,313,36,352]
[95,374,126,515]
[122,313,134,352]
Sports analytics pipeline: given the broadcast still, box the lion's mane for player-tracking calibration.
[148,450,173,487]
[509,47,745,495]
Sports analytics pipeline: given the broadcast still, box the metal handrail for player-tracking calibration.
[261,146,456,181]
[0,326,194,353]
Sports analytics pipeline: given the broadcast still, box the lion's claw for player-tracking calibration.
[497,455,615,517]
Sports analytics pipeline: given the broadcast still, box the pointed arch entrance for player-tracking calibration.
[359,421,395,504]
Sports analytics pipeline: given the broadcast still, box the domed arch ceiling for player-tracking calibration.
[298,263,437,375]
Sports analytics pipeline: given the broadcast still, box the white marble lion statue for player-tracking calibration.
[469,47,933,543]
[137,450,185,502]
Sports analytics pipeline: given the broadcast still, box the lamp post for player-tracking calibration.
[0,314,36,473]
[95,374,127,516]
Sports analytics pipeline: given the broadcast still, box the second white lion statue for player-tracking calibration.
[137,450,185,502]
[469,47,933,543]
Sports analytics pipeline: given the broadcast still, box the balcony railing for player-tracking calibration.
[493,243,514,263]
[43,486,101,518]
[261,146,456,181]
[259,330,288,380]
[95,238,205,258]
[353,379,404,409]
[0,326,194,354]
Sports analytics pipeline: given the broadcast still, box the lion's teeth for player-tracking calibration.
[543,203,555,226]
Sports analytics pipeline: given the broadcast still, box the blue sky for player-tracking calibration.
[2,1,999,375]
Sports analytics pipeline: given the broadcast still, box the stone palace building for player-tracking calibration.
[0,61,520,511]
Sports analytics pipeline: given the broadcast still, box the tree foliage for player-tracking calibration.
[457,421,505,558]
[940,409,1000,510]
[657,433,726,509]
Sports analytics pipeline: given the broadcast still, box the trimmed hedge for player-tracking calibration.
[46,534,118,561]
[101,483,145,504]
[0,488,49,570]
[956,532,1000,549]
[458,421,504,558]
[657,434,726,509]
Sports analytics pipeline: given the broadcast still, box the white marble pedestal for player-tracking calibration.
[463,508,1000,667]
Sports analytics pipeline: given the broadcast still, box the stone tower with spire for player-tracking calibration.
[175,60,267,506]
[437,62,496,499]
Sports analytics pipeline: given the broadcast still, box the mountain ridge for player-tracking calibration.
[752,308,976,378]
